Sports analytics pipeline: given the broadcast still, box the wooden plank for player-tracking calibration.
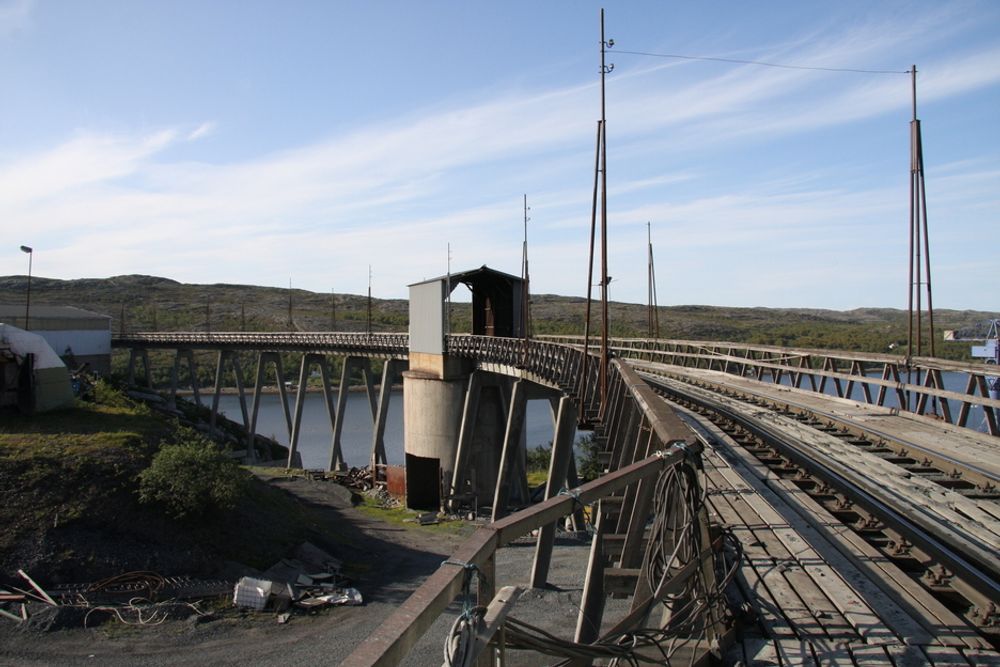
[466,585,522,667]
[806,638,854,666]
[708,513,796,639]
[961,649,1000,665]
[686,410,987,650]
[707,452,874,642]
[849,644,894,666]
[735,637,781,666]
[705,471,835,640]
[774,639,817,666]
[703,473,803,639]
[657,364,1000,481]
[883,644,949,667]
[741,406,1000,556]
[709,453,905,646]
[922,645,976,665]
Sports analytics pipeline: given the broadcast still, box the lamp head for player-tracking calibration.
[20,245,32,254]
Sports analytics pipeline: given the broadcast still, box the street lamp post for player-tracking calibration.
[19,246,32,330]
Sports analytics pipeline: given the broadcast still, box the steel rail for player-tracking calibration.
[644,373,1000,608]
[542,334,992,372]
[540,335,1000,435]
[634,362,1000,493]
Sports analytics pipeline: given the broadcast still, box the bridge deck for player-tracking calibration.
[692,413,1000,665]
[636,363,1000,487]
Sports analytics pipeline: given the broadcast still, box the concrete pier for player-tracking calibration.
[402,369,467,509]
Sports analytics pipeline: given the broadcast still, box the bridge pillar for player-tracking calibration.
[402,365,468,511]
[405,268,525,512]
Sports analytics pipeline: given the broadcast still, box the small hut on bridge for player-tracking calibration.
[405,266,526,510]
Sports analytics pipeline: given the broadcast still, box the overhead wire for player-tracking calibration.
[612,49,910,75]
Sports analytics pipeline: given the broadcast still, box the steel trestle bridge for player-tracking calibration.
[112,332,1000,664]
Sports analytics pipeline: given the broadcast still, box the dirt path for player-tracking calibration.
[0,477,471,666]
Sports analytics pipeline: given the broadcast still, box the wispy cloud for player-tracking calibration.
[0,129,178,209]
[1,6,997,310]
[186,122,216,142]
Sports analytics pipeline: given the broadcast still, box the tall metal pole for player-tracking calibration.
[287,278,293,330]
[647,222,659,338]
[522,194,531,362]
[598,8,613,417]
[916,79,936,359]
[446,244,452,336]
[580,120,602,411]
[330,287,336,331]
[905,67,916,408]
[906,64,938,412]
[367,265,373,336]
[19,246,32,330]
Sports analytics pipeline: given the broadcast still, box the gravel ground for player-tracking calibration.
[0,479,603,667]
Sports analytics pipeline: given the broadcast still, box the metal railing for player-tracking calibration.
[113,331,409,358]
[343,357,727,666]
[542,335,1000,436]
[114,332,603,418]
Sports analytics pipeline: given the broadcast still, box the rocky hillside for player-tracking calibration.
[1,274,995,360]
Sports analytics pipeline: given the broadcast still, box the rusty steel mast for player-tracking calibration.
[580,10,614,420]
[647,222,660,338]
[579,120,602,419]
[598,8,612,417]
[521,195,532,363]
[906,65,937,408]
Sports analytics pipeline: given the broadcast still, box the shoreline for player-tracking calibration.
[175,383,403,396]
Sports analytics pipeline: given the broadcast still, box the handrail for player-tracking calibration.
[341,446,693,667]
[541,335,1000,435]
[113,331,409,358]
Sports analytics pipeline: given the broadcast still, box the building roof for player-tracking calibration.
[408,265,524,289]
[0,305,111,322]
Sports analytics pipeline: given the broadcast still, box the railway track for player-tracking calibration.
[635,367,1000,647]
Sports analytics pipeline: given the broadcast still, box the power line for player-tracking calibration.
[614,48,909,75]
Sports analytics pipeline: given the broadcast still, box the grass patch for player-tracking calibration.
[354,497,471,536]
[0,383,348,583]
[527,470,548,487]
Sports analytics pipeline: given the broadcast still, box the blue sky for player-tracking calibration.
[1,1,998,310]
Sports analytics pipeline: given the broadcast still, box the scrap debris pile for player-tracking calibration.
[306,466,375,491]
[2,542,360,630]
[233,541,362,621]
[0,569,229,629]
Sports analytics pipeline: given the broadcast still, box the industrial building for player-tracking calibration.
[0,305,112,375]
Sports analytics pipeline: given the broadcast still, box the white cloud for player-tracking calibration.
[187,122,216,142]
[0,130,178,210]
[2,7,997,311]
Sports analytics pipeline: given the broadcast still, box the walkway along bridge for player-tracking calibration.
[112,331,1000,665]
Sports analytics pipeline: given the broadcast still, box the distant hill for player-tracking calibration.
[1,274,995,361]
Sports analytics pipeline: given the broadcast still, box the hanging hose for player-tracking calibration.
[441,560,486,667]
[499,457,743,666]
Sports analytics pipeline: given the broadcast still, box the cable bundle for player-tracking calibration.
[498,458,744,666]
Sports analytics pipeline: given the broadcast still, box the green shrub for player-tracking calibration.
[138,430,247,519]
[526,444,552,472]
[91,379,133,408]
[576,434,603,482]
